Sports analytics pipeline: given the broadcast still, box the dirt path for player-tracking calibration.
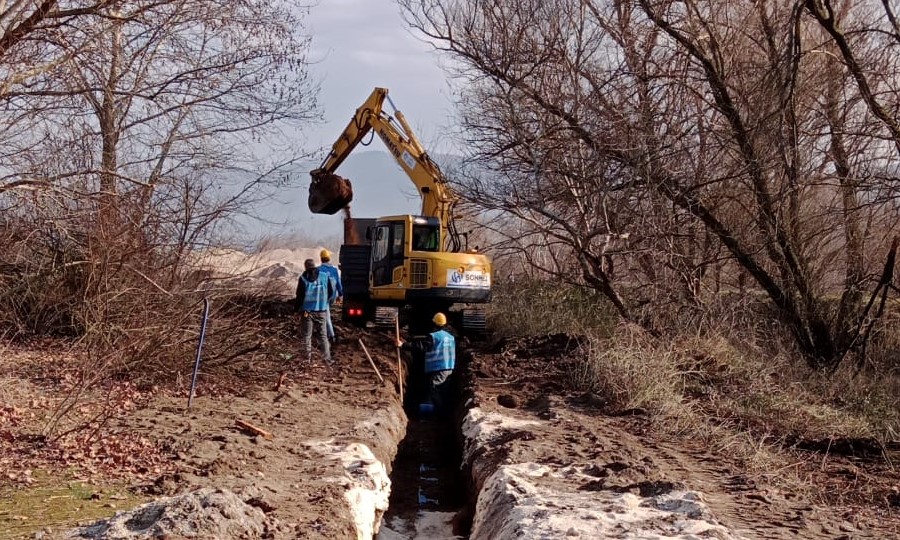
[460,334,900,539]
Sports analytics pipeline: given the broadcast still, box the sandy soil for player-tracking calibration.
[460,334,900,539]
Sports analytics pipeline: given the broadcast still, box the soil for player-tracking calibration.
[3,321,900,539]
[460,333,900,539]
[1,321,407,540]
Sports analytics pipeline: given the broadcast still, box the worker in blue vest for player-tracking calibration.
[396,312,456,415]
[295,258,336,363]
[318,249,343,343]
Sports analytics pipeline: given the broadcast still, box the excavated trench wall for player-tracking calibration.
[454,346,747,540]
[61,394,409,540]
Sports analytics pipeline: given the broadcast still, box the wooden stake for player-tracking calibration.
[235,419,274,440]
[395,315,404,403]
[358,338,385,383]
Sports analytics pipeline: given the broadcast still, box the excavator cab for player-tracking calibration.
[308,170,353,215]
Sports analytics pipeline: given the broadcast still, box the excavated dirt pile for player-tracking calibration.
[457,334,900,540]
[67,488,278,539]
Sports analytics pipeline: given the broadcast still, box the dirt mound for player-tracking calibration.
[188,247,330,297]
[460,339,900,539]
[471,463,739,539]
[66,488,279,539]
[250,261,304,280]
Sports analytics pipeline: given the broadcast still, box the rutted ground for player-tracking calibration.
[458,334,900,540]
[1,323,408,540]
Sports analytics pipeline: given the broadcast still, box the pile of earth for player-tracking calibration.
[65,488,280,539]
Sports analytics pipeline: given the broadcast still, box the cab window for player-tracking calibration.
[391,222,405,257]
[373,225,389,261]
[412,224,439,252]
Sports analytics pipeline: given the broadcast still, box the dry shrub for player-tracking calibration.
[563,299,900,451]
[0,197,302,444]
[571,324,686,415]
[495,280,900,448]
[488,278,618,338]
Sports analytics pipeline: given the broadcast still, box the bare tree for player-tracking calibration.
[402,0,900,369]
[0,0,318,343]
[805,0,900,157]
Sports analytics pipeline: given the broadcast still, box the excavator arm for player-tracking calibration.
[309,87,462,252]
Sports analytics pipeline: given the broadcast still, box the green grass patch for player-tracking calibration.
[0,471,145,540]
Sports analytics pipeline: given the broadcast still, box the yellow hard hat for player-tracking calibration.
[432,312,447,326]
[320,249,331,260]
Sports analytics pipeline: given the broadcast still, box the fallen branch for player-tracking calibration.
[395,316,404,403]
[274,372,287,392]
[235,419,274,440]
[358,339,385,383]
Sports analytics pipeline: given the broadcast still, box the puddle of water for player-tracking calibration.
[377,417,466,540]
[379,511,461,540]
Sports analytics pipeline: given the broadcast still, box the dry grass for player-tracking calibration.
[570,324,686,415]
[563,320,900,505]
[487,279,618,338]
[496,279,900,505]
[550,289,900,446]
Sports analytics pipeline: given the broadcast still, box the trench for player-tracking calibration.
[376,352,471,540]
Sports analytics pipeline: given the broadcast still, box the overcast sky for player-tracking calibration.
[304,0,456,153]
[240,1,458,243]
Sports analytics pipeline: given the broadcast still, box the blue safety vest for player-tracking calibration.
[300,271,330,312]
[320,263,343,297]
[425,330,456,373]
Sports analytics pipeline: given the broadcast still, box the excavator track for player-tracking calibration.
[461,307,487,335]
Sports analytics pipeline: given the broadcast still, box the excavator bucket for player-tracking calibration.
[308,170,353,215]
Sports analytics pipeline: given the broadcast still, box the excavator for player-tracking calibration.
[308,87,491,332]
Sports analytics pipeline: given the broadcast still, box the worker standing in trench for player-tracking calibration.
[396,312,456,416]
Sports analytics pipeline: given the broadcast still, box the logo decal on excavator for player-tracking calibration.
[377,132,408,169]
[401,151,416,170]
[447,268,490,288]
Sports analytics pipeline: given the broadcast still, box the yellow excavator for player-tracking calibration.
[308,87,491,331]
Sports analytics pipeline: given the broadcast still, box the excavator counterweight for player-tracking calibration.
[308,170,353,215]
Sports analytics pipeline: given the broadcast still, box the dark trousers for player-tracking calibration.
[426,369,453,413]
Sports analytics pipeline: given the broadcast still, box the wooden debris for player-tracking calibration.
[235,419,274,440]
[395,316,404,402]
[358,339,385,383]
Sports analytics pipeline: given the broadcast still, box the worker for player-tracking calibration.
[295,258,336,363]
[396,312,455,415]
[318,249,343,343]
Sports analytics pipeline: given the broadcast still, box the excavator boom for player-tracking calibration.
[309,87,460,251]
